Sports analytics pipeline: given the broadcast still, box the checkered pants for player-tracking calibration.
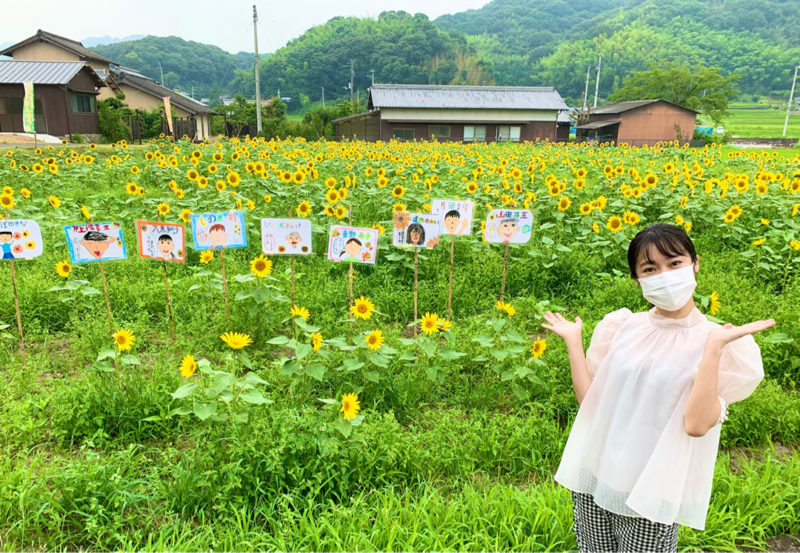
[571,492,679,553]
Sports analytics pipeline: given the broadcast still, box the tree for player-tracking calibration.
[98,93,133,142]
[607,63,740,125]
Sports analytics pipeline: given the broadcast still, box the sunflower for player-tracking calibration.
[220,331,252,350]
[623,211,640,225]
[438,318,452,331]
[334,205,347,219]
[324,204,336,217]
[557,196,571,212]
[81,205,91,219]
[0,194,13,209]
[293,170,305,184]
[466,181,478,194]
[280,171,293,183]
[495,300,516,317]
[325,177,337,188]
[180,208,192,223]
[705,290,720,316]
[227,171,241,187]
[20,188,30,199]
[530,337,546,358]
[752,237,766,246]
[350,296,375,320]
[392,203,406,214]
[46,195,61,208]
[186,168,199,181]
[340,392,360,421]
[55,260,72,278]
[579,202,593,215]
[250,254,272,278]
[113,328,135,352]
[199,250,214,264]
[311,332,323,352]
[592,222,600,234]
[790,240,800,251]
[325,189,340,203]
[130,165,140,175]
[157,203,170,216]
[290,305,310,319]
[365,330,384,351]
[420,312,440,335]
[179,355,197,378]
[32,163,43,173]
[126,182,138,195]
[372,223,385,236]
[263,194,272,203]
[296,201,312,217]
[605,216,622,232]
[392,185,405,198]
[723,212,735,224]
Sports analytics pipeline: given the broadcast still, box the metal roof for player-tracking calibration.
[576,119,621,130]
[0,30,116,65]
[590,99,698,115]
[0,60,102,85]
[111,66,212,115]
[368,84,568,111]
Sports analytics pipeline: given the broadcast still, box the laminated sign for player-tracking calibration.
[65,222,127,263]
[0,219,43,259]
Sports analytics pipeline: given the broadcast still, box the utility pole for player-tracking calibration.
[583,65,591,109]
[349,59,355,102]
[253,4,262,134]
[159,61,165,86]
[784,65,799,137]
[368,69,375,86]
[593,54,602,108]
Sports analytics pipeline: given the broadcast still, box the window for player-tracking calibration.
[392,128,414,140]
[428,125,451,139]
[497,125,521,142]
[463,125,486,142]
[71,93,96,114]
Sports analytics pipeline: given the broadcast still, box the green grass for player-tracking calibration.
[714,107,800,139]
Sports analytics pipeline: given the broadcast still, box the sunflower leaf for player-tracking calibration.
[193,402,217,420]
[171,382,198,399]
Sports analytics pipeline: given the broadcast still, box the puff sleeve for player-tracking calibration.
[585,308,633,377]
[717,334,764,405]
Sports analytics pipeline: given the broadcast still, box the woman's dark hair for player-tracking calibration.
[339,237,362,257]
[627,223,697,278]
[406,223,425,245]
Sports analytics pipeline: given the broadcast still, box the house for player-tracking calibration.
[107,66,213,140]
[0,60,105,136]
[334,84,568,142]
[576,100,698,146]
[0,29,116,84]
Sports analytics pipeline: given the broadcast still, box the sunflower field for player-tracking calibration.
[1,137,800,551]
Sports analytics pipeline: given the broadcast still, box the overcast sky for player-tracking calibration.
[3,0,490,54]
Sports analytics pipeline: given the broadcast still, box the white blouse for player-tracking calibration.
[554,306,764,530]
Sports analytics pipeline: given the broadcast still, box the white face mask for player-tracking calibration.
[638,264,697,311]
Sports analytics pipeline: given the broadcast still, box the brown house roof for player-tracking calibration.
[0,29,116,66]
[0,60,105,88]
[111,66,212,115]
[576,119,621,130]
[590,99,698,115]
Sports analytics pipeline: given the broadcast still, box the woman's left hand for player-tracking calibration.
[706,319,776,349]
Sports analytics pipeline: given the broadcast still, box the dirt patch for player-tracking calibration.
[743,532,800,552]
[729,442,795,473]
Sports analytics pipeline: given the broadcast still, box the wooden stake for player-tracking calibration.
[413,246,419,335]
[8,259,25,365]
[499,242,510,303]
[162,260,176,340]
[447,235,455,319]
[287,206,296,306]
[98,260,114,333]
[220,249,230,322]
[348,203,354,307]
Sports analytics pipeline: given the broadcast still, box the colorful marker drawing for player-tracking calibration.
[261,218,312,255]
[136,221,186,262]
[483,209,533,244]
[432,199,474,236]
[392,212,440,249]
[327,226,378,265]
[0,219,43,260]
[65,222,127,263]
[190,211,247,251]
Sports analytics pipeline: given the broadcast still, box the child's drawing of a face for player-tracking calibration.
[344,238,362,258]
[80,231,114,258]
[0,232,11,244]
[208,224,227,247]
[444,212,460,234]
[498,219,519,241]
[157,235,174,257]
[287,232,302,247]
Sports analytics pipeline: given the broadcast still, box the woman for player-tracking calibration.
[542,223,775,552]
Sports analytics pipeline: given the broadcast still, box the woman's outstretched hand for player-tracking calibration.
[542,311,583,344]
[706,319,776,350]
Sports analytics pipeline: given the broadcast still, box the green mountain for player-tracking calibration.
[91,36,254,101]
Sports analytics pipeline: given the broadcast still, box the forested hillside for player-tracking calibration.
[88,0,800,109]
[91,36,256,100]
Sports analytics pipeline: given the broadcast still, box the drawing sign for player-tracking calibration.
[483,209,533,244]
[64,222,127,263]
[190,211,247,251]
[392,212,440,249]
[0,219,43,260]
[327,225,378,265]
[136,221,186,262]
[431,199,474,236]
[261,218,312,255]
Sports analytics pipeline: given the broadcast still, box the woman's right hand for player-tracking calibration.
[542,311,583,344]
